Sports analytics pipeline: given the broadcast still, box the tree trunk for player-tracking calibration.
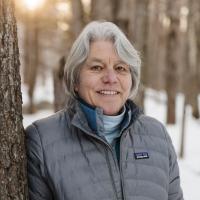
[115,0,130,34]
[165,0,181,124]
[126,0,149,108]
[53,56,67,112]
[166,91,176,124]
[27,14,39,113]
[53,0,85,111]
[71,0,85,38]
[144,0,164,90]
[186,0,200,119]
[91,0,115,21]
[179,98,186,158]
[23,12,31,84]
[0,0,28,199]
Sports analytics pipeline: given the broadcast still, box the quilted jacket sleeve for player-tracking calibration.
[165,128,184,200]
[26,124,54,200]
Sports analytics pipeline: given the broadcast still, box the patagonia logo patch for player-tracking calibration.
[134,152,149,160]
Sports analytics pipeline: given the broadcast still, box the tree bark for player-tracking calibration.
[0,0,28,199]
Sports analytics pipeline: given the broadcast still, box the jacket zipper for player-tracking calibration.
[119,131,128,200]
[105,148,119,200]
[84,130,129,200]
[83,132,121,199]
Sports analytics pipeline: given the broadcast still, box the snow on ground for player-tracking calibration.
[145,89,200,200]
[23,86,200,200]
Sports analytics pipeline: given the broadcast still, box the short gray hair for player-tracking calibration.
[64,21,141,104]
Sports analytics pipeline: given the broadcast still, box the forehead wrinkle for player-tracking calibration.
[87,56,126,66]
[87,57,104,64]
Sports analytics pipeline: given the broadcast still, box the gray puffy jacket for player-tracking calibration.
[26,100,183,200]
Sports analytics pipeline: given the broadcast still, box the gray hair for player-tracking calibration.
[64,21,141,105]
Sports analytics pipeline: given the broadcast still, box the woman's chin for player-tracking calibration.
[102,108,120,116]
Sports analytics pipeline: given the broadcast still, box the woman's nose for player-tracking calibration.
[102,69,117,83]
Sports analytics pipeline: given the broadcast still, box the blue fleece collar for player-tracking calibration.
[78,98,132,135]
[78,98,98,132]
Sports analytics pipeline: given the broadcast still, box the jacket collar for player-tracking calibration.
[70,99,143,137]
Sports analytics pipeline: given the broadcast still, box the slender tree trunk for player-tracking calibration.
[115,0,130,34]
[165,0,181,124]
[179,98,186,158]
[53,56,67,111]
[127,0,149,108]
[53,0,85,111]
[0,0,28,199]
[166,91,176,124]
[23,12,31,84]
[189,0,200,119]
[27,14,39,113]
[145,0,166,90]
[71,0,85,38]
[184,0,200,119]
[91,0,115,21]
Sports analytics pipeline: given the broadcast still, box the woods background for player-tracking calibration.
[15,0,200,121]
[0,0,200,199]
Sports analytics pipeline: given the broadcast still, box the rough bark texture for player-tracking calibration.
[0,0,28,199]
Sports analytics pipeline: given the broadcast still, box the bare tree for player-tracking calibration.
[53,56,67,111]
[165,0,182,124]
[53,0,85,111]
[71,0,85,38]
[126,0,149,108]
[91,0,115,21]
[27,14,40,113]
[18,8,40,114]
[185,0,200,118]
[0,0,28,199]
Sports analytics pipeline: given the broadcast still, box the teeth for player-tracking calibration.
[98,90,118,95]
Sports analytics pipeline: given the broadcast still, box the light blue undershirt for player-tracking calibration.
[102,108,126,144]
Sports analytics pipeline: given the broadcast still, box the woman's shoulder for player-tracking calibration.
[25,109,70,144]
[133,114,175,158]
[27,109,66,129]
[138,114,164,126]
[135,114,169,139]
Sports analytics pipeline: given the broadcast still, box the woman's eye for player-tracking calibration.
[90,65,103,71]
[115,65,129,72]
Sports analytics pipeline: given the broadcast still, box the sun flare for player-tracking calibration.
[22,0,45,10]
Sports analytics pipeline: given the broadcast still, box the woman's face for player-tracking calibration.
[75,40,132,115]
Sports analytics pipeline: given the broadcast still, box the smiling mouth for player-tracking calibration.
[97,90,119,95]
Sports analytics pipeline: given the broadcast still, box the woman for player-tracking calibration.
[26,21,184,200]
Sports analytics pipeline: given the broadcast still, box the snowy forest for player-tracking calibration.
[0,0,200,199]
